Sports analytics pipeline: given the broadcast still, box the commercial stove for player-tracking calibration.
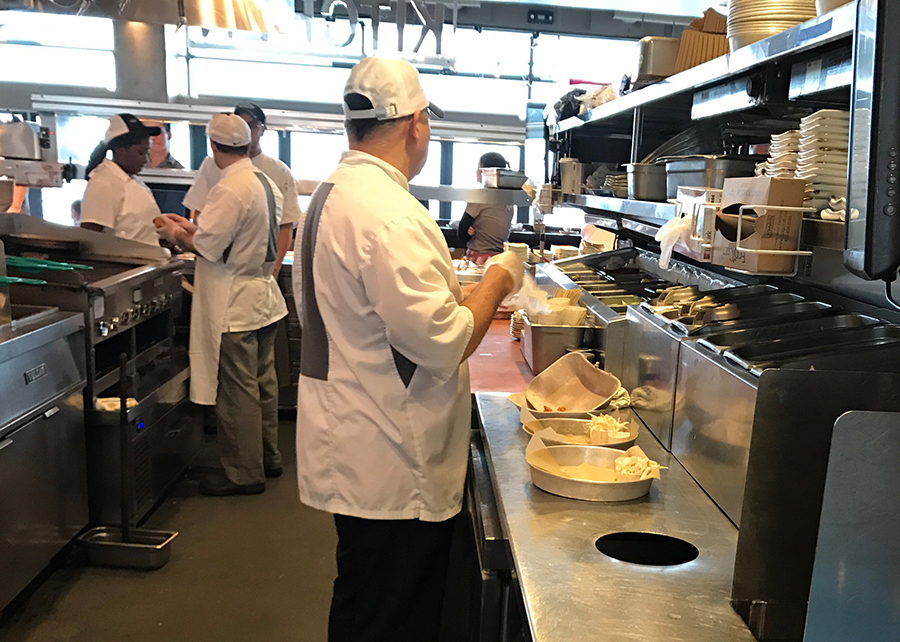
[0,214,201,526]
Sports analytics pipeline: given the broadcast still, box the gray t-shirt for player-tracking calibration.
[465,202,513,253]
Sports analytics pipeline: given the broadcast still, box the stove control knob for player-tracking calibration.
[98,321,110,337]
[121,309,132,324]
[109,317,120,331]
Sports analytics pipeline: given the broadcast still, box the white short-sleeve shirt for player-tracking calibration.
[80,159,162,246]
[293,151,475,523]
[184,153,301,226]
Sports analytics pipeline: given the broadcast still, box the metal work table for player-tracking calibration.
[474,392,755,642]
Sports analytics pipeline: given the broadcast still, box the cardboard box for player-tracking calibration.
[712,177,808,275]
[559,158,585,195]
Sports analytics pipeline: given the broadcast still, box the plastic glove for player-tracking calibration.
[485,250,524,294]
[654,215,694,270]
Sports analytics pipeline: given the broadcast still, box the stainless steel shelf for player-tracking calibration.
[556,3,856,135]
[569,195,846,251]
[409,184,531,206]
[569,194,677,224]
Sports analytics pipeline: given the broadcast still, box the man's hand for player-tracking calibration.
[155,214,197,250]
[484,250,524,296]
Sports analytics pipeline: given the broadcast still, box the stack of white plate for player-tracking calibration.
[503,242,530,263]
[763,130,801,178]
[510,310,525,340]
[795,109,849,215]
[727,0,817,52]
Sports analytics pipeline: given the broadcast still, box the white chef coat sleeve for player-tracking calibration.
[278,166,302,226]
[361,215,475,382]
[265,174,284,226]
[191,183,243,263]
[183,157,216,212]
[80,175,123,230]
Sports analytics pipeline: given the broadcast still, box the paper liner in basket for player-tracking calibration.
[525,352,621,413]
[526,435,662,482]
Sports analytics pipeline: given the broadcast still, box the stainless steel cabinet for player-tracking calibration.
[0,396,89,610]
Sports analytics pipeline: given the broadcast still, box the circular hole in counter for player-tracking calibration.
[595,532,699,566]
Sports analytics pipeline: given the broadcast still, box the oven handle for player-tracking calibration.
[468,431,512,573]
[0,438,12,453]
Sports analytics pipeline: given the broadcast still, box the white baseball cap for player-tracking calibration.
[207,114,251,147]
[103,114,160,144]
[343,57,444,121]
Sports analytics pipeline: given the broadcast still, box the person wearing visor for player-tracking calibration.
[155,114,287,496]
[80,114,163,246]
[183,103,301,277]
[293,57,523,642]
[458,151,515,265]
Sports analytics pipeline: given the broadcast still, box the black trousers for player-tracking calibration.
[328,513,457,642]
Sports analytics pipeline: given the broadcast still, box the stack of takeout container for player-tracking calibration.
[551,245,580,261]
[795,110,849,215]
[603,174,628,198]
[727,0,816,52]
[503,242,530,263]
[762,130,801,179]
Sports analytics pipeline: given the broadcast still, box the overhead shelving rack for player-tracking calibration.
[552,2,857,254]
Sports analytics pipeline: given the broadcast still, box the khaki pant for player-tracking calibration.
[216,322,281,486]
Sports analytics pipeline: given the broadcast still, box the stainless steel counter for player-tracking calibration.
[475,392,755,642]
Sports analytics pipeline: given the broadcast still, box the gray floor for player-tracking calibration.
[0,420,338,642]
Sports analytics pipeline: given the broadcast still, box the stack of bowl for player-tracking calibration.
[795,109,850,215]
[727,0,817,52]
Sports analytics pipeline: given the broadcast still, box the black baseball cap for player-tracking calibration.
[103,113,161,143]
[234,103,266,125]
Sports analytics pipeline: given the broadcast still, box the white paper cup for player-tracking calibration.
[560,306,587,326]
[538,304,566,325]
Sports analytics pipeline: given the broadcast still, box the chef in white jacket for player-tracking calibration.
[155,114,287,496]
[80,114,164,246]
[183,103,301,276]
[293,57,523,642]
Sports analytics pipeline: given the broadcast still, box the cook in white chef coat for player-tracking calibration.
[293,57,523,642]
[80,114,164,246]
[156,114,287,497]
[183,103,301,276]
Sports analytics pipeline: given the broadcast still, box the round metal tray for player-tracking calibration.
[522,416,638,450]
[528,445,654,502]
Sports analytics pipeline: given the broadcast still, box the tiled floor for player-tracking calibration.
[0,322,531,642]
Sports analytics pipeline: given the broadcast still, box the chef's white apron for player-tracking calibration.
[189,256,234,405]
[188,170,281,405]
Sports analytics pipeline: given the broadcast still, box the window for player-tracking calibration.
[449,142,522,220]
[290,132,346,181]
[0,12,115,90]
[530,34,636,106]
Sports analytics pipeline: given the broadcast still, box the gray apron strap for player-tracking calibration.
[299,182,335,381]
[254,171,279,263]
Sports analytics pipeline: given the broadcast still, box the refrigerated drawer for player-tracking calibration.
[0,396,89,610]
